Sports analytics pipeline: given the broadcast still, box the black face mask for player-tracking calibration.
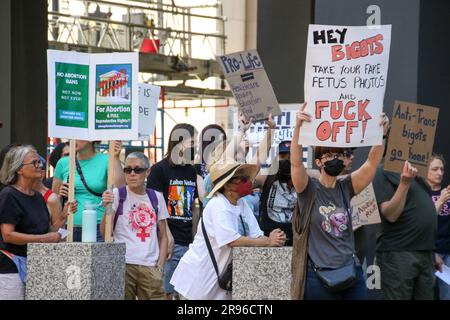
[323,158,345,177]
[278,159,291,182]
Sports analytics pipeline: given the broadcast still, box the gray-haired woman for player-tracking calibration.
[0,146,76,300]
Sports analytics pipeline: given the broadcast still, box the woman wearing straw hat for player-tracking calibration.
[170,160,286,300]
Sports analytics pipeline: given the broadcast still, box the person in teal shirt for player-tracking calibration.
[52,140,125,242]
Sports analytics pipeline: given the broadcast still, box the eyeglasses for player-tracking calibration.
[62,153,70,157]
[320,153,344,160]
[21,159,43,169]
[123,167,147,174]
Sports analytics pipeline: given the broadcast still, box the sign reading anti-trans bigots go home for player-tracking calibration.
[47,50,139,140]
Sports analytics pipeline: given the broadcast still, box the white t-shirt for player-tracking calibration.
[112,187,169,266]
[170,193,264,300]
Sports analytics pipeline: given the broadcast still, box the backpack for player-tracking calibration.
[113,187,159,231]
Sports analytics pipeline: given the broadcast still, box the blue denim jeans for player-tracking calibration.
[163,244,189,294]
[304,264,367,300]
[73,225,104,243]
[437,254,450,300]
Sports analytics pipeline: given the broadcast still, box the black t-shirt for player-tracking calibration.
[194,163,208,179]
[431,189,450,254]
[146,158,198,245]
[373,168,437,252]
[0,186,51,273]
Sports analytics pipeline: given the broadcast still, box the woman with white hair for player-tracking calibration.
[170,160,286,300]
[0,146,75,300]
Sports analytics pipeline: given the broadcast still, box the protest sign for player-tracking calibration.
[138,83,161,140]
[48,50,139,141]
[384,101,439,177]
[218,49,282,122]
[300,25,391,147]
[350,183,381,230]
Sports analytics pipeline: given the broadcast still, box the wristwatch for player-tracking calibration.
[156,266,164,274]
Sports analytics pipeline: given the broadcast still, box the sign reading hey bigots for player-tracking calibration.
[218,49,282,122]
[300,25,392,147]
[384,101,439,177]
[138,83,161,140]
[48,50,139,140]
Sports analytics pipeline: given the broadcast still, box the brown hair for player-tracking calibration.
[429,154,446,167]
[313,146,346,160]
[165,123,197,166]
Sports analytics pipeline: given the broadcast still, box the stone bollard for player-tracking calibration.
[26,243,126,300]
[232,247,292,300]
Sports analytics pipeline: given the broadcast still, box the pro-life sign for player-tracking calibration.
[48,50,139,141]
[300,25,391,147]
[218,49,282,122]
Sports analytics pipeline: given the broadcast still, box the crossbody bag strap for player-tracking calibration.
[338,181,351,219]
[201,215,220,278]
[75,158,103,197]
[338,181,357,262]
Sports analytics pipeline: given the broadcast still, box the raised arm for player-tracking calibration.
[351,113,389,194]
[250,114,276,167]
[379,161,417,223]
[111,140,126,188]
[222,113,253,162]
[291,103,311,193]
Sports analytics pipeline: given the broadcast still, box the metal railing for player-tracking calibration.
[48,0,226,59]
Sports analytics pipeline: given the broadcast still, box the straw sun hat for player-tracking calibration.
[207,160,259,199]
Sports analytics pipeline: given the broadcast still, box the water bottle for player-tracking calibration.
[82,202,97,242]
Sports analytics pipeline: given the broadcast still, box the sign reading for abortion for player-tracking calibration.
[384,101,439,177]
[218,49,282,122]
[300,25,392,147]
[48,50,139,140]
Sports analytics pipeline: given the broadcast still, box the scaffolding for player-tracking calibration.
[47,0,233,161]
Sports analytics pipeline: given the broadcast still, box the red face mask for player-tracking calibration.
[231,178,253,198]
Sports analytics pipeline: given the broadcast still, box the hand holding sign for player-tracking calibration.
[400,161,418,184]
[296,102,311,128]
[111,140,122,158]
[266,113,276,130]
[380,112,390,136]
[238,112,254,133]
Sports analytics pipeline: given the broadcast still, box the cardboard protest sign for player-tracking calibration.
[350,183,381,230]
[48,50,139,141]
[384,101,439,177]
[218,49,282,122]
[138,83,161,140]
[300,25,391,147]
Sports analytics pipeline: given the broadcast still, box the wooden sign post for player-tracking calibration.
[66,139,76,242]
[104,141,116,243]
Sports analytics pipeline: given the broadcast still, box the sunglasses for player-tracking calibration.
[123,167,147,174]
[21,159,43,169]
